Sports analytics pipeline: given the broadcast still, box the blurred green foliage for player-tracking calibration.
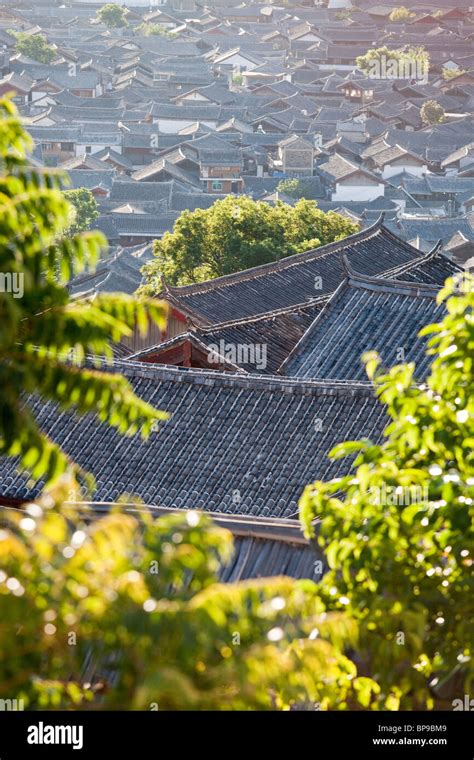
[0,479,366,710]
[0,96,168,487]
[300,277,474,709]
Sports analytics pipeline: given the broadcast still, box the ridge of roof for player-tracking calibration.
[378,241,458,279]
[163,215,389,297]
[88,355,375,398]
[341,254,442,298]
[128,332,247,373]
[278,267,444,377]
[196,296,329,331]
[72,502,311,544]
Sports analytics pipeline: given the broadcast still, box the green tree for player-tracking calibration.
[421,100,445,125]
[64,188,100,236]
[356,46,429,80]
[0,96,167,487]
[140,196,358,288]
[335,9,355,21]
[12,32,55,64]
[136,22,172,37]
[276,178,304,198]
[97,3,128,28]
[389,6,415,21]
[299,276,474,709]
[442,68,466,80]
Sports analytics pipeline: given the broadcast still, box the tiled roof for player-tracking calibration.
[69,244,154,297]
[161,219,456,324]
[378,122,473,162]
[319,153,381,182]
[199,147,243,167]
[50,105,126,123]
[403,177,474,196]
[384,248,462,284]
[131,299,328,375]
[193,300,327,374]
[0,361,386,518]
[110,180,175,204]
[242,175,323,200]
[94,148,134,170]
[12,64,100,89]
[370,145,424,167]
[281,273,446,381]
[148,102,249,122]
[111,507,324,582]
[131,158,199,187]
[104,212,179,236]
[55,92,125,109]
[386,217,474,246]
[170,191,225,212]
[65,170,114,192]
[28,125,82,142]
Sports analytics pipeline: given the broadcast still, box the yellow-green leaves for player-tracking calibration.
[0,484,366,710]
[298,280,474,709]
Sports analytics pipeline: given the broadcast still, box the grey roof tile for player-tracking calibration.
[282,274,446,381]
[0,363,386,519]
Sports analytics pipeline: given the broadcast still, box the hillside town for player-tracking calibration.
[0,0,472,566]
[0,0,473,267]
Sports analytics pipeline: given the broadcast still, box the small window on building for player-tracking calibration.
[85,146,92,154]
[212,180,223,191]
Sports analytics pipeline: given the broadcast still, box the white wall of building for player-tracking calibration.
[154,118,217,132]
[219,54,259,71]
[332,182,385,202]
[76,142,123,156]
[179,92,210,102]
[382,163,427,179]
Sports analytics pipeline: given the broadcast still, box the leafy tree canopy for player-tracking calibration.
[300,276,474,709]
[0,96,167,489]
[389,6,415,21]
[136,22,172,37]
[421,100,446,125]
[140,195,358,289]
[356,45,429,79]
[97,3,128,28]
[63,188,100,237]
[276,178,305,198]
[11,32,55,64]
